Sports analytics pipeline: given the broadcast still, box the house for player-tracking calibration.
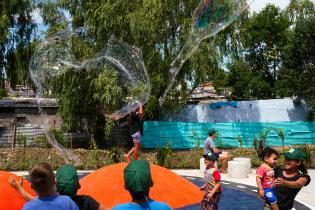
[0,98,60,147]
[187,82,229,104]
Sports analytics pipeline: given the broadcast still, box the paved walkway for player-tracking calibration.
[172,169,315,210]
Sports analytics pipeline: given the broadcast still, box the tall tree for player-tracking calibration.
[40,0,243,123]
[0,0,35,89]
[241,5,290,98]
[278,0,315,117]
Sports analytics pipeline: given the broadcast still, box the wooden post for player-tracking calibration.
[70,133,73,149]
[12,116,17,149]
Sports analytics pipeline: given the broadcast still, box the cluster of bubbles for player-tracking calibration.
[29,0,252,161]
[29,29,150,162]
[29,29,150,119]
[159,0,253,105]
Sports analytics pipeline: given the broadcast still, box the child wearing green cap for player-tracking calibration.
[264,148,311,210]
[200,152,222,210]
[112,160,172,210]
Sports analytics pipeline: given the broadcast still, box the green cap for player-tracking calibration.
[208,128,216,136]
[203,152,217,161]
[56,165,80,198]
[124,160,152,194]
[284,148,306,161]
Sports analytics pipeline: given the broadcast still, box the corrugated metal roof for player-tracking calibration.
[0,98,58,108]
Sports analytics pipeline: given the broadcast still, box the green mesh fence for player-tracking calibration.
[142,121,315,149]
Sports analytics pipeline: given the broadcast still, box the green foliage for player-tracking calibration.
[108,147,124,163]
[104,118,117,137]
[191,130,203,148]
[89,137,98,150]
[41,0,242,120]
[215,131,224,149]
[0,89,8,99]
[277,2,315,114]
[49,128,67,147]
[236,135,243,148]
[227,60,271,100]
[156,143,172,167]
[34,135,47,147]
[292,145,314,169]
[16,134,27,147]
[253,128,286,155]
[50,66,122,134]
[0,0,35,89]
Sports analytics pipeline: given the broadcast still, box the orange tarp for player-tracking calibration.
[78,163,203,209]
[0,171,35,210]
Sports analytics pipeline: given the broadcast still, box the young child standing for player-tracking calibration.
[200,152,222,210]
[256,147,279,210]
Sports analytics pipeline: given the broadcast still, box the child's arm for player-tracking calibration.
[256,176,265,199]
[9,176,36,201]
[207,181,220,199]
[275,177,309,189]
[137,102,143,117]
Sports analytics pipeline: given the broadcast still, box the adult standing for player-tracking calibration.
[204,128,230,173]
[264,148,311,210]
[124,102,143,162]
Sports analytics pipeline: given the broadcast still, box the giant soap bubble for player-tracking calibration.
[159,0,254,105]
[30,29,150,120]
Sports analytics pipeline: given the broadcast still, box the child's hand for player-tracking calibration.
[9,176,23,191]
[275,177,285,186]
[259,189,265,199]
[207,192,214,200]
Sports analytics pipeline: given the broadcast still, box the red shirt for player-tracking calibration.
[256,165,275,189]
[204,166,222,192]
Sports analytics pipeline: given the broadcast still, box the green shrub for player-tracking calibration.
[292,145,314,169]
[108,147,124,163]
[35,135,48,147]
[0,89,8,99]
[16,134,27,147]
[49,128,67,147]
[156,143,172,167]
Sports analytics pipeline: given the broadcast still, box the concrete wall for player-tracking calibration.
[161,99,308,123]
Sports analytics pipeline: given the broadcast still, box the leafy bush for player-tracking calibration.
[49,128,67,147]
[156,143,172,166]
[253,128,285,156]
[292,145,315,169]
[35,135,47,147]
[108,147,124,163]
[0,89,8,99]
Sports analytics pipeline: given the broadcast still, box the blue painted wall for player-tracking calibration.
[142,121,315,149]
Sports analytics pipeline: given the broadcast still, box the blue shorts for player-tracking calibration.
[214,151,222,159]
[264,188,277,205]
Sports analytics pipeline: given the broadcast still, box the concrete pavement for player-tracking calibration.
[11,168,315,209]
[172,169,315,210]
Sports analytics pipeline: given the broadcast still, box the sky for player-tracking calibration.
[250,0,291,12]
[250,0,315,12]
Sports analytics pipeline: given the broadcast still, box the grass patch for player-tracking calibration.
[1,146,314,171]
